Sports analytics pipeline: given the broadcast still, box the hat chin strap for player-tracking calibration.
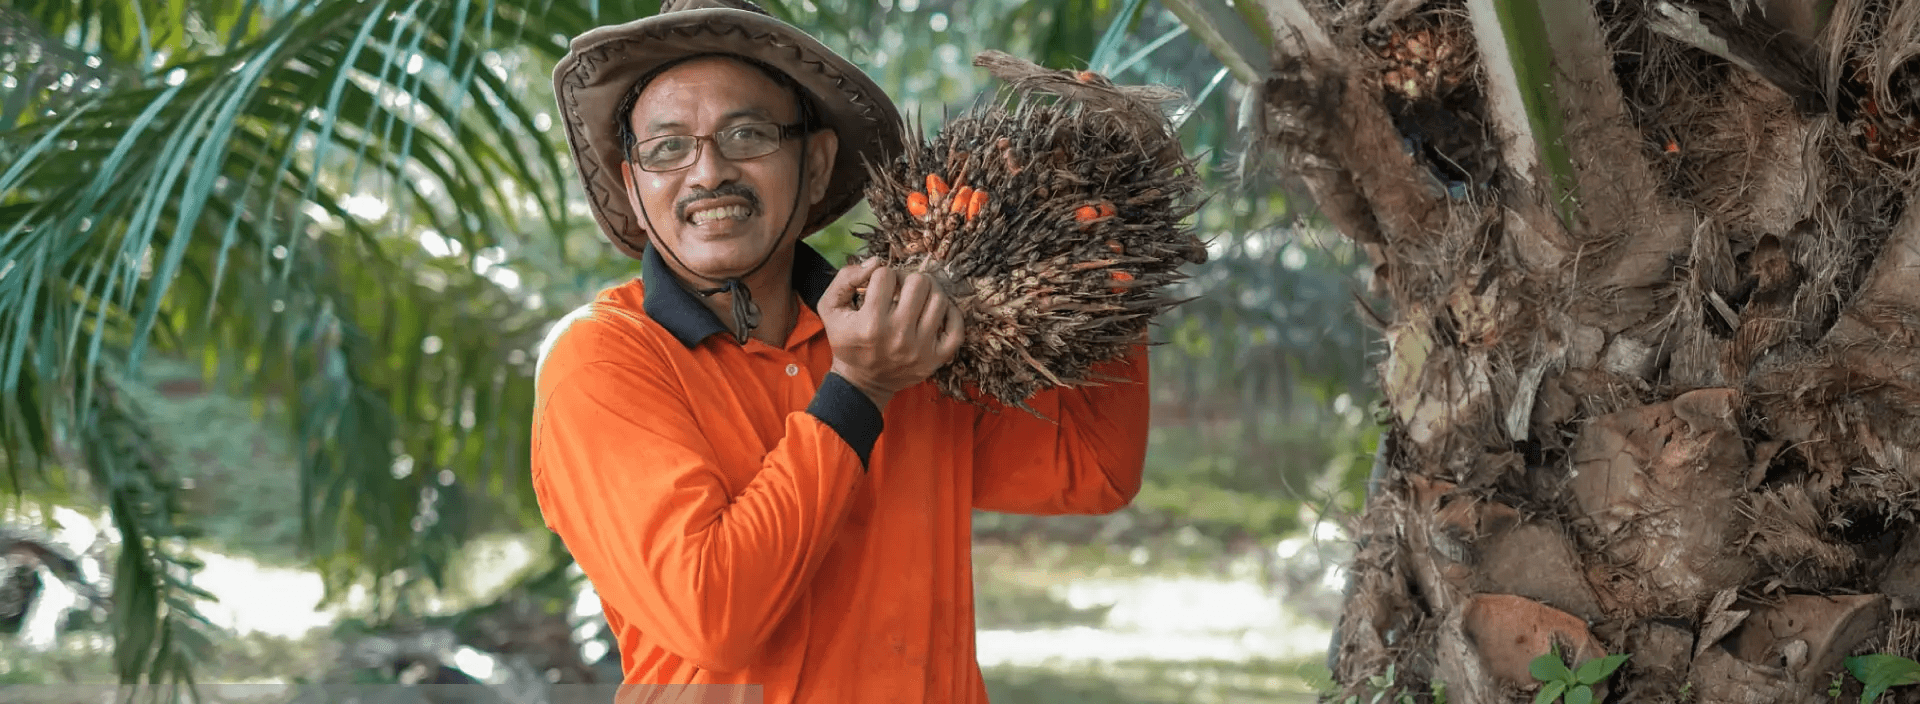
[635,139,809,345]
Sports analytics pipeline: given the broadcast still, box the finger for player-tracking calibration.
[864,266,899,314]
[934,302,965,362]
[894,273,934,330]
[821,260,881,312]
[917,289,951,344]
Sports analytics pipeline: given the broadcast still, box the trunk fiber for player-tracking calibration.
[1259,0,1920,701]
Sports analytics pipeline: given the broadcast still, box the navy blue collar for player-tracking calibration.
[641,240,840,348]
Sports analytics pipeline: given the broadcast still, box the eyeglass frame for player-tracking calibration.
[621,121,811,173]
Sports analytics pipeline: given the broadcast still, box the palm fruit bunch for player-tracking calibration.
[856,50,1208,413]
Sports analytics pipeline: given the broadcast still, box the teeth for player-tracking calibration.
[690,205,751,225]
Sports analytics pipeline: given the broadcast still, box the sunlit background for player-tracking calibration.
[0,1,1377,701]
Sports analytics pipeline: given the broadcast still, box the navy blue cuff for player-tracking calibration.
[807,372,884,469]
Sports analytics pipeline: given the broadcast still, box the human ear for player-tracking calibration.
[806,129,839,205]
[618,160,655,242]
[620,160,645,211]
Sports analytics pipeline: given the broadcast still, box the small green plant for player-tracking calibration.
[1845,653,1920,704]
[1342,663,1420,704]
[1832,671,1847,700]
[1530,644,1630,704]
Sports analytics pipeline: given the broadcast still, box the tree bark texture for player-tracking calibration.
[1258,0,1920,701]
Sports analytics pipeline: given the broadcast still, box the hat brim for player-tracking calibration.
[553,9,904,260]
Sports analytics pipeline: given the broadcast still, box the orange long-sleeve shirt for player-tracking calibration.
[530,242,1150,703]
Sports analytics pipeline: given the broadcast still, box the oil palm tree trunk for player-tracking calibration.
[1252,0,1920,701]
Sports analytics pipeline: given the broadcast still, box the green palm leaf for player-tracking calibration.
[2,0,581,687]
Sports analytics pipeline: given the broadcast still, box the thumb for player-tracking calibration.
[821,258,882,312]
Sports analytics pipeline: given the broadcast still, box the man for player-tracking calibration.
[533,1,1152,701]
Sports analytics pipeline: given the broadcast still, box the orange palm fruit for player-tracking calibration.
[952,186,975,213]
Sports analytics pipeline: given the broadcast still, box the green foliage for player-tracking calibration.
[1135,409,1379,539]
[1530,645,1629,704]
[2,0,606,685]
[1845,653,1920,704]
[1340,663,1419,704]
[970,404,1377,562]
[971,579,1114,630]
[63,371,219,693]
[120,358,304,564]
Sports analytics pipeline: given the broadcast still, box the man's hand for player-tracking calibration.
[819,259,965,412]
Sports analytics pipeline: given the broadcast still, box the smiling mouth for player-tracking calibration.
[688,204,753,225]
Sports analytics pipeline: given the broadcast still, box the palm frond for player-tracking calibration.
[81,372,217,691]
[1,0,589,686]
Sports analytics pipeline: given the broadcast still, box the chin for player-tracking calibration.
[670,244,765,278]
[664,225,785,272]
[686,259,758,279]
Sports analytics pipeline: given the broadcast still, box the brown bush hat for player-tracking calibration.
[552,0,905,259]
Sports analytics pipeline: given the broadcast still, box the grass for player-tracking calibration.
[971,530,1283,585]
[2,625,1337,701]
[983,656,1331,704]
[970,536,1337,704]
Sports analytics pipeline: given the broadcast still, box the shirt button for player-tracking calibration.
[786,364,799,377]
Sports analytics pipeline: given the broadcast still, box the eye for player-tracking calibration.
[725,124,779,143]
[644,136,693,161]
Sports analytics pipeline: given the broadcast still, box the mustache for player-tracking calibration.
[676,183,761,222]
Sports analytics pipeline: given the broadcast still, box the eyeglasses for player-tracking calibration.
[626,122,807,173]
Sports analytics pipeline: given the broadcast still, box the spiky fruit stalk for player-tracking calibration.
[858,51,1208,415]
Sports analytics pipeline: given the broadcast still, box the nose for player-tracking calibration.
[683,136,743,191]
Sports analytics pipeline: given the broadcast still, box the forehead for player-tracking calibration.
[629,57,797,130]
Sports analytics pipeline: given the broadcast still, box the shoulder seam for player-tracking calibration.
[537,301,673,380]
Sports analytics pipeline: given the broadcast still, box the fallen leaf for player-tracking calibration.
[1697,588,1750,658]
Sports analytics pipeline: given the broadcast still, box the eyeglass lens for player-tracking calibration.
[636,123,785,171]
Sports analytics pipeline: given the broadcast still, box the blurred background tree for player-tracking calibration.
[0,0,1374,699]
